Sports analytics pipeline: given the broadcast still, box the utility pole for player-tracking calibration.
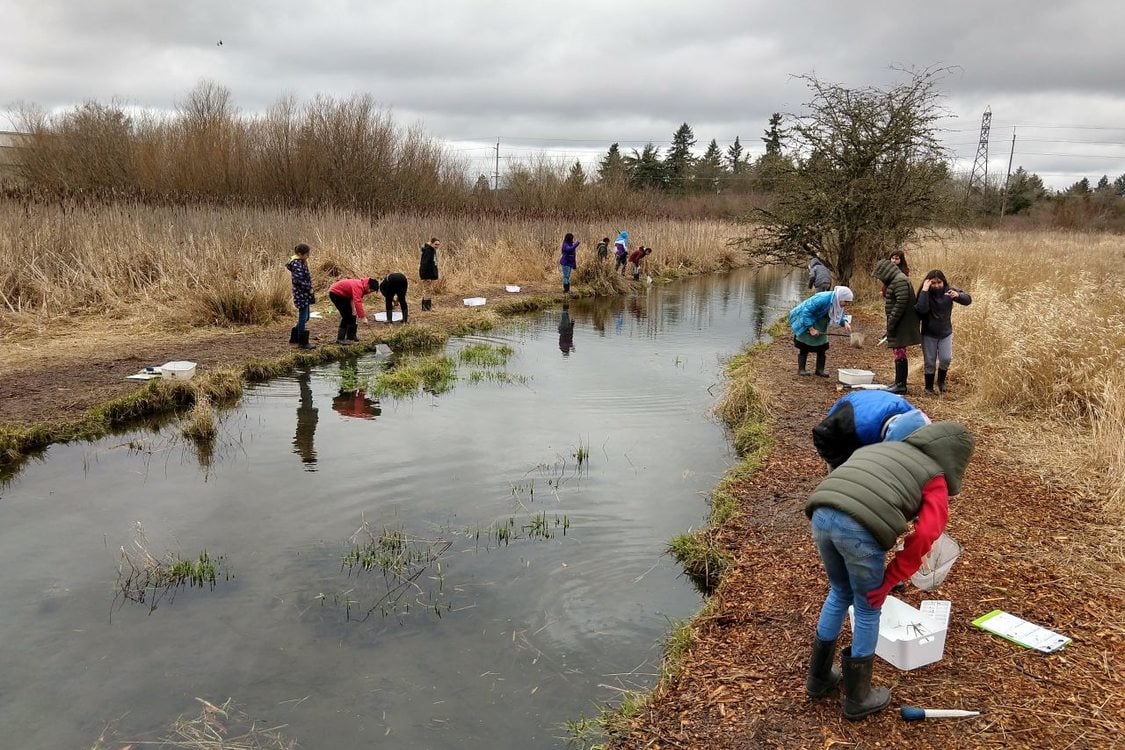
[998,128,1017,221]
[965,107,991,205]
[493,137,500,191]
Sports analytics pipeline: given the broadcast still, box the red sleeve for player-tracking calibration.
[351,282,366,319]
[867,475,950,607]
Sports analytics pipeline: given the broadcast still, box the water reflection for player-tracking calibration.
[293,368,319,469]
[558,304,575,356]
[331,391,382,420]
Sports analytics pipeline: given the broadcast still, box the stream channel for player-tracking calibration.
[0,268,801,748]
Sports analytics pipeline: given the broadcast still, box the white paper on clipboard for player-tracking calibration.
[972,610,1071,653]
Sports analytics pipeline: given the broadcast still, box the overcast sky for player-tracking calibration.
[4,0,1124,189]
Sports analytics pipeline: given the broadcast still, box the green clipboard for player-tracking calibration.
[972,609,1071,653]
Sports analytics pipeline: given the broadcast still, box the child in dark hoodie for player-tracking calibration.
[914,270,972,395]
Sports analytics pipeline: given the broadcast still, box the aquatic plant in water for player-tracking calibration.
[115,523,228,614]
[458,342,514,367]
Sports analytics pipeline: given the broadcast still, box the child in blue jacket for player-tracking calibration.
[788,286,854,377]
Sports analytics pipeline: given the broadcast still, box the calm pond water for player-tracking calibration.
[0,268,801,748]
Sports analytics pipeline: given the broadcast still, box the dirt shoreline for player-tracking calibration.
[612,312,1124,749]
[1,282,573,425]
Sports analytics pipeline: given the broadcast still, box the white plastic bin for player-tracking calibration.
[160,361,197,381]
[911,533,962,591]
[463,297,487,307]
[851,595,949,670]
[505,285,521,293]
[838,368,875,385]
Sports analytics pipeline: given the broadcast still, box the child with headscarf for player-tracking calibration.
[788,286,854,377]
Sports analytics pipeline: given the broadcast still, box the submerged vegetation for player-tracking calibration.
[91,696,297,750]
[115,524,227,613]
[458,342,514,367]
[372,354,456,397]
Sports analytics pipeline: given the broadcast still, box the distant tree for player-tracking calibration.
[1115,173,1125,196]
[762,113,785,156]
[694,139,726,193]
[726,136,745,174]
[1003,167,1047,214]
[1067,177,1091,195]
[566,160,587,189]
[624,143,667,190]
[1095,174,1112,192]
[597,143,629,184]
[736,67,958,285]
[664,123,697,192]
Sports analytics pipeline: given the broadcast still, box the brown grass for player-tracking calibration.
[0,201,743,329]
[904,229,1125,512]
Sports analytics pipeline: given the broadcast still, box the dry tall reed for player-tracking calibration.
[908,230,1125,511]
[0,200,742,326]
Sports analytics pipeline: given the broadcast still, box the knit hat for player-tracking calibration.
[883,408,930,442]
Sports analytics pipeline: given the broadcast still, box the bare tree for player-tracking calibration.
[736,66,960,285]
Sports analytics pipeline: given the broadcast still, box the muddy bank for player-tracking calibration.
[612,312,1125,749]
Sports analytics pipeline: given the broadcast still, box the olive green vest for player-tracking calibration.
[805,441,942,550]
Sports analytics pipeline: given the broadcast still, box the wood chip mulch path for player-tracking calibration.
[613,314,1124,750]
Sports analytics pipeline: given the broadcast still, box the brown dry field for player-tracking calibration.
[0,280,560,425]
[612,311,1124,750]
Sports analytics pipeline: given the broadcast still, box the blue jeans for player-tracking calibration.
[811,507,885,658]
[561,265,573,286]
[295,305,310,335]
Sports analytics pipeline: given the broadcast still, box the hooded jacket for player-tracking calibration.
[873,258,922,347]
[807,258,831,292]
[285,257,315,307]
[812,390,917,469]
[915,284,972,338]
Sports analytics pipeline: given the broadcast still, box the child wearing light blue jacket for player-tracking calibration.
[788,286,854,377]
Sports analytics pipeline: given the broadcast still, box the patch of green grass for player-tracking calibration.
[465,369,529,385]
[384,324,449,351]
[458,342,514,367]
[668,530,726,591]
[372,354,456,397]
[450,316,497,336]
[494,296,557,316]
[181,395,217,442]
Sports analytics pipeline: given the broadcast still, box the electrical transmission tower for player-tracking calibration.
[965,107,991,202]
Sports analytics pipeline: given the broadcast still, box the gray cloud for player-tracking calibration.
[3,0,1125,187]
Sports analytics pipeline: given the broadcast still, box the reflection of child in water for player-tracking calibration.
[293,370,319,468]
[332,391,382,419]
[558,305,575,356]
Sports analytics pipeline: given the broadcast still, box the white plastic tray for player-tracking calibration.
[373,311,404,322]
[463,297,487,307]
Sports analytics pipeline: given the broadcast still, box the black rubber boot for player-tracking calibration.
[798,351,810,376]
[937,368,948,394]
[298,330,316,350]
[814,351,829,377]
[421,298,431,311]
[336,321,349,345]
[887,359,908,394]
[400,301,408,324]
[924,372,936,395]
[346,321,359,342]
[563,283,570,294]
[806,637,841,699]
[289,326,299,345]
[841,647,891,720]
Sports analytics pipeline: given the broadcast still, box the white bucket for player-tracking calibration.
[160,361,197,381]
[911,533,962,591]
[850,595,949,670]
